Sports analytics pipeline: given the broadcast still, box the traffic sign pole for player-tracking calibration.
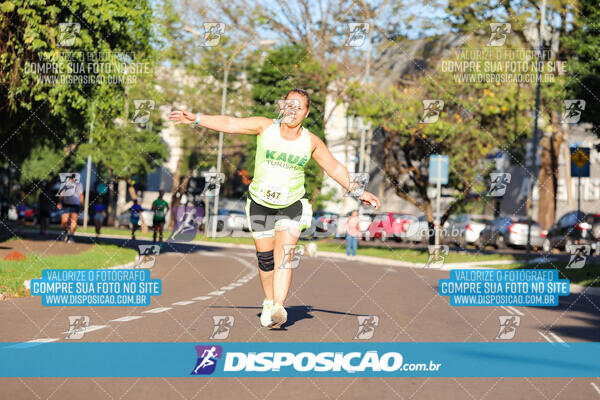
[578,170,581,216]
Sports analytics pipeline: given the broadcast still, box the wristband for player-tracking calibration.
[194,113,202,125]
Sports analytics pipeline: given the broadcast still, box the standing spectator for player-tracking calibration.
[58,174,84,243]
[93,198,106,237]
[341,210,361,258]
[151,190,169,246]
[129,198,143,240]
[38,183,52,235]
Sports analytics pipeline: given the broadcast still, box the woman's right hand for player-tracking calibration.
[168,110,197,125]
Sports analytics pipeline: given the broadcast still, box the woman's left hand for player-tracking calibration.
[359,191,380,209]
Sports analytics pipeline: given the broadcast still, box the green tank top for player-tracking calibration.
[248,121,312,208]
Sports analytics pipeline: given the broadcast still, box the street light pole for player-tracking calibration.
[211,67,228,238]
[83,102,94,230]
[526,0,547,259]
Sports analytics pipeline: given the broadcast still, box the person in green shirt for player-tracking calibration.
[151,190,169,245]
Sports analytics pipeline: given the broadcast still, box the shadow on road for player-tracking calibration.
[208,304,366,329]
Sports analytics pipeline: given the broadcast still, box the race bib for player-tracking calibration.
[257,182,289,205]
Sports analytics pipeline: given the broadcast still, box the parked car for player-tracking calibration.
[219,208,247,232]
[395,214,418,241]
[201,208,247,232]
[366,213,413,242]
[8,205,35,222]
[117,210,154,227]
[478,216,545,249]
[542,211,600,253]
[403,214,450,243]
[445,214,492,247]
[313,211,339,235]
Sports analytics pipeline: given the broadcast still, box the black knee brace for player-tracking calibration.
[257,250,274,272]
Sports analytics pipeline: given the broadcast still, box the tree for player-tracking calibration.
[445,0,577,228]
[1,0,156,205]
[564,0,600,131]
[349,36,534,242]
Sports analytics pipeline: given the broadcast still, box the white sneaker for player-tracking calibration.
[260,299,273,327]
[270,303,287,329]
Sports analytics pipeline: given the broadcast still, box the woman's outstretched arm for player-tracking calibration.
[310,132,380,209]
[168,110,272,135]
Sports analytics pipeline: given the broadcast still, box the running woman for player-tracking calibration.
[168,89,380,328]
[151,191,169,245]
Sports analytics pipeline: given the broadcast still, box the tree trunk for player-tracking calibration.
[537,113,564,229]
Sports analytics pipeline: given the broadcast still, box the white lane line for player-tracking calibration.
[229,283,242,287]
[500,306,513,314]
[208,291,225,296]
[591,382,600,395]
[172,301,195,306]
[192,296,212,301]
[143,307,172,314]
[220,286,234,290]
[538,331,556,345]
[547,331,570,347]
[5,338,59,348]
[62,325,107,334]
[26,338,59,343]
[506,306,524,316]
[111,316,143,322]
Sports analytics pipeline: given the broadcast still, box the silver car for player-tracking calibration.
[478,216,545,249]
[445,214,492,247]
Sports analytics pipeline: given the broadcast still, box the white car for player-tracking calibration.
[403,215,449,243]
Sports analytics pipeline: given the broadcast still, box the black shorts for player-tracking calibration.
[245,196,312,238]
[62,204,80,214]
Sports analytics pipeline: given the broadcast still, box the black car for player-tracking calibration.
[542,211,600,253]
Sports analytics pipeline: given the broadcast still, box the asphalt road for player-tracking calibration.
[1,239,600,399]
